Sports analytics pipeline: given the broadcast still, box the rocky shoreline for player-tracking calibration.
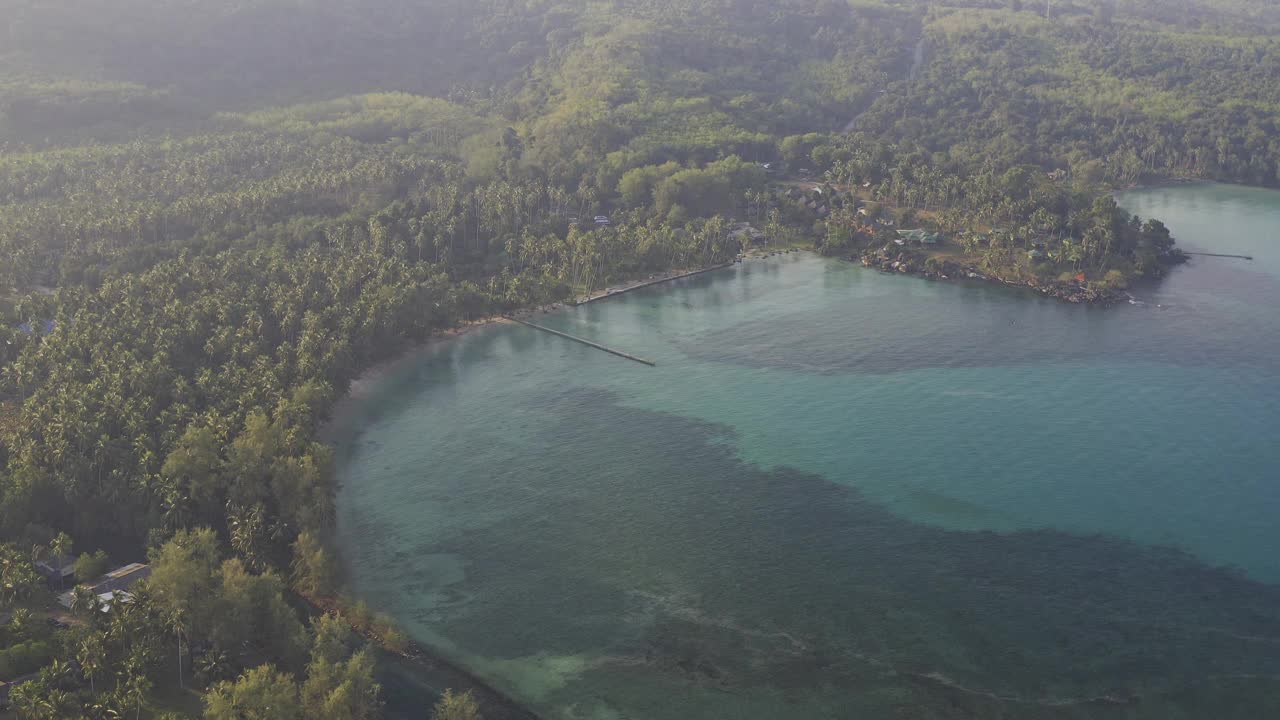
[856,248,1130,305]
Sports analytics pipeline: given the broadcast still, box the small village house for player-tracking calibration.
[57,563,152,611]
[35,556,75,587]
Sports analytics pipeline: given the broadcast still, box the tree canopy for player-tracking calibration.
[0,0,1270,717]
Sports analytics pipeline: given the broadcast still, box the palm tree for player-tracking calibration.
[88,697,125,720]
[50,532,72,590]
[9,608,32,637]
[121,654,152,720]
[165,609,188,690]
[79,632,106,693]
[228,503,267,571]
[0,554,12,605]
[195,647,232,687]
[45,689,77,720]
[45,659,73,687]
[70,584,99,618]
[7,680,50,720]
[108,593,144,654]
[159,480,192,532]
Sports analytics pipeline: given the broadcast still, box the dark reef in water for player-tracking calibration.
[359,386,1280,719]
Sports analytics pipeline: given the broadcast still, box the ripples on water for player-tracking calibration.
[338,184,1280,719]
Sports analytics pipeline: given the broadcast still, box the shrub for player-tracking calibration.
[433,689,481,720]
[0,641,53,680]
[74,550,111,584]
[1099,269,1129,290]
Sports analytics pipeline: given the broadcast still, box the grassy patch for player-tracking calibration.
[148,682,205,718]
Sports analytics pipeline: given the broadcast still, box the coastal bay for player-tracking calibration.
[336,183,1280,719]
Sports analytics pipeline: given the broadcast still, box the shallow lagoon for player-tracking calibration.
[338,183,1280,718]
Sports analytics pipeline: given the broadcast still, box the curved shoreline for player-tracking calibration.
[321,261,745,717]
[324,231,1279,718]
[325,259,743,442]
[853,249,1133,304]
[322,317,512,445]
[301,595,544,720]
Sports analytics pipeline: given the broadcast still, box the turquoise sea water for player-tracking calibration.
[336,183,1280,719]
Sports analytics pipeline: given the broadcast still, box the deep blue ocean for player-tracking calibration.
[337,183,1280,719]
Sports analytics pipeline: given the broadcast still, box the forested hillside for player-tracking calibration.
[0,1,1275,718]
[859,2,1280,185]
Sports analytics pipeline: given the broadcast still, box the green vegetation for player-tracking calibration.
[432,689,483,720]
[801,133,1183,297]
[1,531,381,720]
[73,551,111,586]
[865,3,1280,188]
[0,0,1273,717]
[0,634,54,684]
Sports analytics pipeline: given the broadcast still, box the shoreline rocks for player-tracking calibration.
[856,250,1128,305]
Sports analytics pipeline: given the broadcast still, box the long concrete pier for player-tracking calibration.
[1184,251,1253,260]
[508,318,656,366]
[576,263,733,305]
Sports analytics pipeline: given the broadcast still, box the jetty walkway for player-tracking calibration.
[1184,252,1253,260]
[507,318,656,366]
[576,263,733,305]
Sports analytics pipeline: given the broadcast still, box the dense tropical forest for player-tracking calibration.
[0,0,1276,717]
